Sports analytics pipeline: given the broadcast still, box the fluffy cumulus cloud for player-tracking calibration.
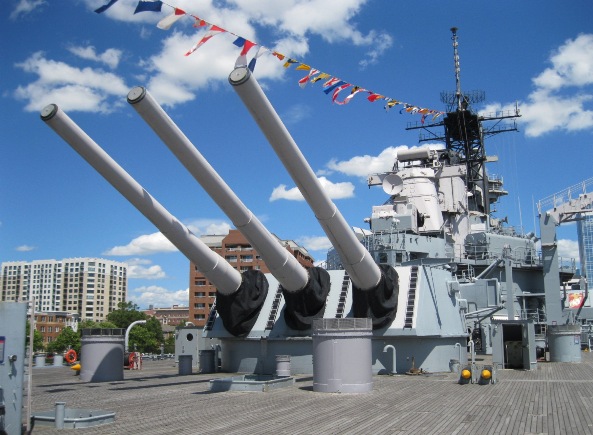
[74,0,390,107]
[103,232,177,256]
[14,52,129,113]
[126,258,167,279]
[270,176,355,201]
[103,219,231,256]
[13,1,392,112]
[487,34,593,137]
[326,146,402,178]
[296,235,332,252]
[129,285,189,309]
[325,144,444,178]
[557,239,580,261]
[68,45,123,69]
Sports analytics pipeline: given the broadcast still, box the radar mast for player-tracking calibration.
[407,27,521,220]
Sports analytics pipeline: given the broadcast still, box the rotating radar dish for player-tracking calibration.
[382,174,404,196]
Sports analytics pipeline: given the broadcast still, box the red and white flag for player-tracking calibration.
[185,25,226,56]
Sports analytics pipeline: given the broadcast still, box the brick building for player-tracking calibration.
[142,305,189,327]
[33,311,79,348]
[189,230,314,326]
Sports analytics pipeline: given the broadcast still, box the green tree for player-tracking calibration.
[164,334,175,354]
[77,319,117,331]
[128,317,164,353]
[47,326,80,355]
[106,301,146,328]
[26,320,44,352]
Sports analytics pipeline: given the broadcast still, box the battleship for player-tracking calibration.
[39,28,593,378]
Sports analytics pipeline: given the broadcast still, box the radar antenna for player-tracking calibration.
[406,27,521,219]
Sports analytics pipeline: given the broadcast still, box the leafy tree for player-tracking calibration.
[26,320,45,352]
[164,334,176,354]
[78,320,118,331]
[47,326,80,355]
[106,301,146,328]
[128,317,164,353]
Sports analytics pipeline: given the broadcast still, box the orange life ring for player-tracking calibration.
[65,349,77,364]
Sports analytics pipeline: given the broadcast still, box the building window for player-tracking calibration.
[195,292,206,297]
[194,280,207,286]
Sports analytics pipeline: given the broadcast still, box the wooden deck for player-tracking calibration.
[28,352,593,434]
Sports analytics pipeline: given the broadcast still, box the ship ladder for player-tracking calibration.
[404,266,419,328]
[265,285,284,330]
[203,300,218,331]
[335,271,350,318]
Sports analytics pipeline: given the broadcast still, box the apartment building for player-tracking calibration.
[1,258,127,322]
[189,230,314,326]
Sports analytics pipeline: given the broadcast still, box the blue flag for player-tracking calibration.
[233,37,246,48]
[134,1,163,14]
[95,0,119,14]
[323,81,346,95]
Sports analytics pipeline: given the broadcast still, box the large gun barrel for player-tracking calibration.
[126,87,309,293]
[40,104,242,296]
[228,67,382,291]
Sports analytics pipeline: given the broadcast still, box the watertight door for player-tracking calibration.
[521,321,537,370]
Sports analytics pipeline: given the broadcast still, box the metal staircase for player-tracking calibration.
[404,266,419,328]
[265,285,284,330]
[335,271,350,318]
[203,300,217,331]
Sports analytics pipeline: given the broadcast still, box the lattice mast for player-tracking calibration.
[407,27,520,219]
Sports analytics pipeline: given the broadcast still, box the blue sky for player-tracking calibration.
[2,0,593,309]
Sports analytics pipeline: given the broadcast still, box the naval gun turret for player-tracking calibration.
[40,104,265,336]
[229,66,398,329]
[126,87,331,331]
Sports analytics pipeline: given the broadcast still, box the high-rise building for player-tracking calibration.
[189,230,314,326]
[1,258,127,322]
[578,214,593,283]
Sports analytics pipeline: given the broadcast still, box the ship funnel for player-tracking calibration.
[229,67,382,291]
[127,86,309,293]
[40,104,242,296]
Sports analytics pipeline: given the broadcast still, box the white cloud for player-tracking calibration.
[326,146,403,178]
[14,52,129,113]
[104,232,177,256]
[488,34,593,138]
[68,46,123,69]
[185,219,232,236]
[270,176,355,201]
[103,219,230,256]
[129,285,189,309]
[10,0,45,20]
[126,258,167,279]
[77,0,390,107]
[557,239,580,261]
[296,235,332,252]
[15,245,36,252]
[230,0,375,44]
[359,32,393,69]
[533,34,593,90]
[520,90,593,137]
